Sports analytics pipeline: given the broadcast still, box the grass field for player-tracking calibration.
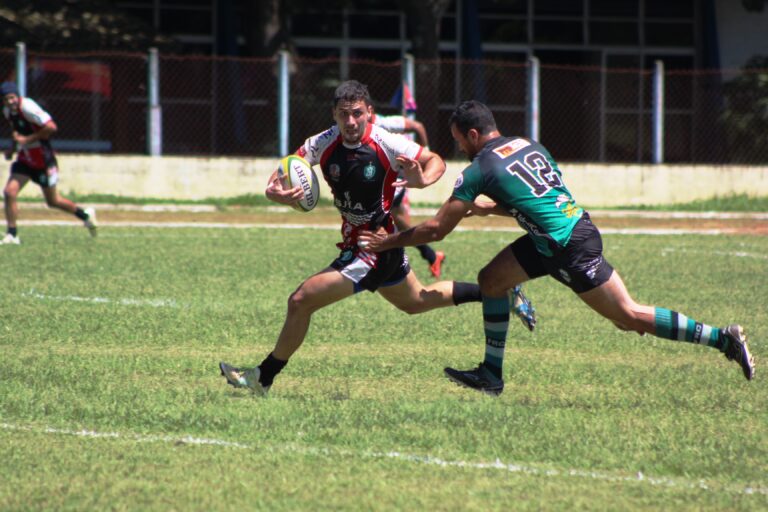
[1,222,766,511]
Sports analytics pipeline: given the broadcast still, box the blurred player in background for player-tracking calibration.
[1,82,97,244]
[359,100,755,395]
[370,108,446,278]
[219,81,534,396]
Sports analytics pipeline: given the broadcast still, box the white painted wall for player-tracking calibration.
[18,155,767,208]
[716,0,768,70]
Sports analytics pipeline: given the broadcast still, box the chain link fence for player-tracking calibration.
[2,48,767,164]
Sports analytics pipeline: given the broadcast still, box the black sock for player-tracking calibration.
[8,227,17,237]
[258,353,288,386]
[452,281,481,305]
[417,244,436,264]
[74,208,89,221]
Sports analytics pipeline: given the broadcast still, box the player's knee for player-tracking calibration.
[287,288,313,315]
[477,266,503,295]
[3,186,16,199]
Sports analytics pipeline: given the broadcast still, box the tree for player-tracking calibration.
[0,0,179,52]
[720,56,768,163]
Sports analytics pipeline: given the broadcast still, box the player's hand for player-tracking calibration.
[466,200,497,217]
[3,149,13,161]
[393,155,427,189]
[11,132,29,146]
[265,174,304,206]
[357,227,389,252]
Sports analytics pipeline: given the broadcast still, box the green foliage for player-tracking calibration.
[0,226,766,510]
[720,56,768,164]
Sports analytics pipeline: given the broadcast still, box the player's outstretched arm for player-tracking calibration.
[264,169,305,206]
[394,149,445,189]
[467,199,513,217]
[360,196,469,251]
[403,118,430,148]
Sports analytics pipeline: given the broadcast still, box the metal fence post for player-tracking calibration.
[147,47,162,156]
[278,50,290,157]
[15,42,26,96]
[403,53,415,127]
[653,60,664,164]
[527,56,540,141]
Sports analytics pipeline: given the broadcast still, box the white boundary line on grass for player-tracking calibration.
[17,219,739,235]
[1,422,765,496]
[661,247,768,260]
[21,290,182,308]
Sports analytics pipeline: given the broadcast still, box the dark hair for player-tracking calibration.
[333,80,372,107]
[449,100,497,136]
[0,81,18,96]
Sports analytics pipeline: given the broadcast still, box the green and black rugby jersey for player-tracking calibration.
[452,136,584,256]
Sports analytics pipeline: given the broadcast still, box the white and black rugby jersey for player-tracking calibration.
[2,97,56,170]
[296,123,422,231]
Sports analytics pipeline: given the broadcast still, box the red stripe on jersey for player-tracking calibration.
[372,141,397,217]
[319,135,342,169]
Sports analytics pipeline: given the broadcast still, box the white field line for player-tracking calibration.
[661,247,768,260]
[17,219,738,235]
[22,289,182,308]
[1,422,765,496]
[21,203,768,219]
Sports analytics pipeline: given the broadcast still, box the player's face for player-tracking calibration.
[334,99,371,145]
[2,93,19,112]
[451,123,478,161]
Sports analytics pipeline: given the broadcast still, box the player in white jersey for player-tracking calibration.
[219,80,491,395]
[370,110,446,278]
[1,82,97,244]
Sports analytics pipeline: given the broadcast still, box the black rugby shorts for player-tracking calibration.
[511,215,614,293]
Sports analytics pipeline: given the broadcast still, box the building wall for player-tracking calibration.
[717,1,768,69]
[30,155,768,208]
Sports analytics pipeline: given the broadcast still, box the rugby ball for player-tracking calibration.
[278,154,320,212]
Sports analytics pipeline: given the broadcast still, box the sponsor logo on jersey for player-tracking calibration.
[329,164,341,181]
[454,174,464,189]
[555,193,583,218]
[363,162,377,180]
[493,138,531,158]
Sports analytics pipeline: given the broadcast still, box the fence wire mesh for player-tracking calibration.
[1,49,766,165]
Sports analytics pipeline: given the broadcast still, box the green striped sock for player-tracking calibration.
[654,307,726,351]
[483,295,510,379]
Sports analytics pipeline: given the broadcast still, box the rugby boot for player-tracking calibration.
[219,362,270,395]
[511,285,536,332]
[722,324,755,380]
[444,363,504,396]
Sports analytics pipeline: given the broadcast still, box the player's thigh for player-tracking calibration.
[378,270,452,312]
[478,243,532,295]
[42,183,60,204]
[4,173,29,195]
[291,267,356,310]
[577,270,653,326]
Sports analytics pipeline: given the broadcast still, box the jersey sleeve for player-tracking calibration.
[296,126,338,166]
[372,125,422,165]
[451,162,484,202]
[20,98,52,127]
[375,115,406,132]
